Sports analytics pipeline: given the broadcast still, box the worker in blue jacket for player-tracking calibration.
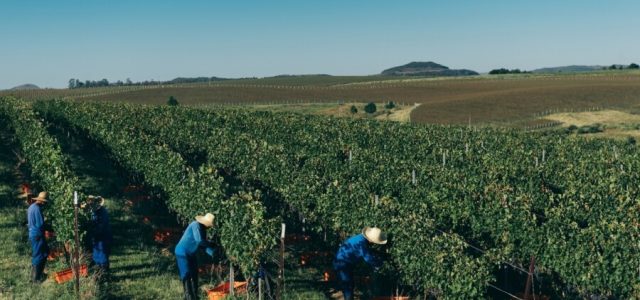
[27,191,49,283]
[88,196,112,277]
[333,227,387,300]
[175,213,216,300]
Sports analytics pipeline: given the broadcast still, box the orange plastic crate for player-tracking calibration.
[206,281,247,300]
[54,265,88,284]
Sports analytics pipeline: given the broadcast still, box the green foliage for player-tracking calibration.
[37,100,279,276]
[629,63,640,69]
[32,100,640,298]
[218,190,279,277]
[167,96,179,106]
[489,68,527,75]
[0,97,86,243]
[576,123,604,134]
[627,136,636,145]
[364,102,377,114]
[384,101,396,109]
[350,105,358,114]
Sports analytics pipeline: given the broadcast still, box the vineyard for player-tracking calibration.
[3,72,640,127]
[1,96,638,299]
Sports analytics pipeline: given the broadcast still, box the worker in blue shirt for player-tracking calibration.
[333,227,387,300]
[175,213,216,300]
[27,191,49,283]
[87,196,112,277]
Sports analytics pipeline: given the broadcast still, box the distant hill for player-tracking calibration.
[381,61,479,77]
[532,65,604,73]
[10,84,40,90]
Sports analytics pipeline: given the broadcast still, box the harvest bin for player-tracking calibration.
[54,265,88,284]
[47,248,64,261]
[44,230,56,240]
[153,228,182,244]
[205,281,247,300]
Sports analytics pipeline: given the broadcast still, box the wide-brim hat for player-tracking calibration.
[88,195,105,207]
[32,191,48,202]
[362,227,387,245]
[195,213,215,228]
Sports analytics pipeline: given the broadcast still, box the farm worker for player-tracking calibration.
[27,191,49,283]
[87,196,112,276]
[175,213,216,300]
[333,227,387,300]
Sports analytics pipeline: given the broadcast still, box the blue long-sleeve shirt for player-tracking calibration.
[175,221,214,257]
[334,234,382,269]
[91,206,112,242]
[27,203,45,238]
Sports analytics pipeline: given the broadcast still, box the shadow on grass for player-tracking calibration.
[44,121,184,299]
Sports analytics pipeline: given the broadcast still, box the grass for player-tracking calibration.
[542,110,640,127]
[0,118,332,299]
[541,110,640,140]
[0,125,99,299]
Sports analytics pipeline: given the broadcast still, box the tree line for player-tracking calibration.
[67,77,229,89]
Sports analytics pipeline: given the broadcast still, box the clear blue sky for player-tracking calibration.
[1,0,639,89]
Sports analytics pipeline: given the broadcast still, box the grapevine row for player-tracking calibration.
[36,100,279,276]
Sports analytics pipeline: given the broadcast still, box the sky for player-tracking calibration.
[1,0,639,89]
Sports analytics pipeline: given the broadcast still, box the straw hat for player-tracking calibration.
[362,227,387,245]
[32,191,48,202]
[88,195,105,207]
[195,213,215,228]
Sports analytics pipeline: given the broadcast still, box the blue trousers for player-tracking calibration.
[335,267,354,300]
[176,254,197,281]
[29,235,49,266]
[92,239,111,267]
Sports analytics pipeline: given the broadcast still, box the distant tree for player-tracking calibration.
[629,63,640,69]
[385,101,396,109]
[489,68,510,75]
[99,79,109,87]
[126,78,133,85]
[115,80,124,86]
[609,65,618,70]
[68,78,76,89]
[167,96,179,106]
[364,102,377,114]
[489,68,527,75]
[627,136,636,145]
[350,105,358,114]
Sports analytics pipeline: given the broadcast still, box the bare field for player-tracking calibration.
[4,72,640,125]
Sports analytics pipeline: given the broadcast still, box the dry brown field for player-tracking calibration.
[3,72,640,126]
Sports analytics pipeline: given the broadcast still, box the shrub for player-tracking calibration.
[350,105,358,114]
[385,101,396,109]
[364,102,377,114]
[167,96,179,106]
[577,124,603,134]
[627,136,636,145]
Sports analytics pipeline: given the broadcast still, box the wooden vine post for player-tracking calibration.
[523,255,536,300]
[73,191,80,299]
[277,223,286,300]
[229,264,235,296]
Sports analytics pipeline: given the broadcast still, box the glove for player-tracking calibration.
[206,247,215,257]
